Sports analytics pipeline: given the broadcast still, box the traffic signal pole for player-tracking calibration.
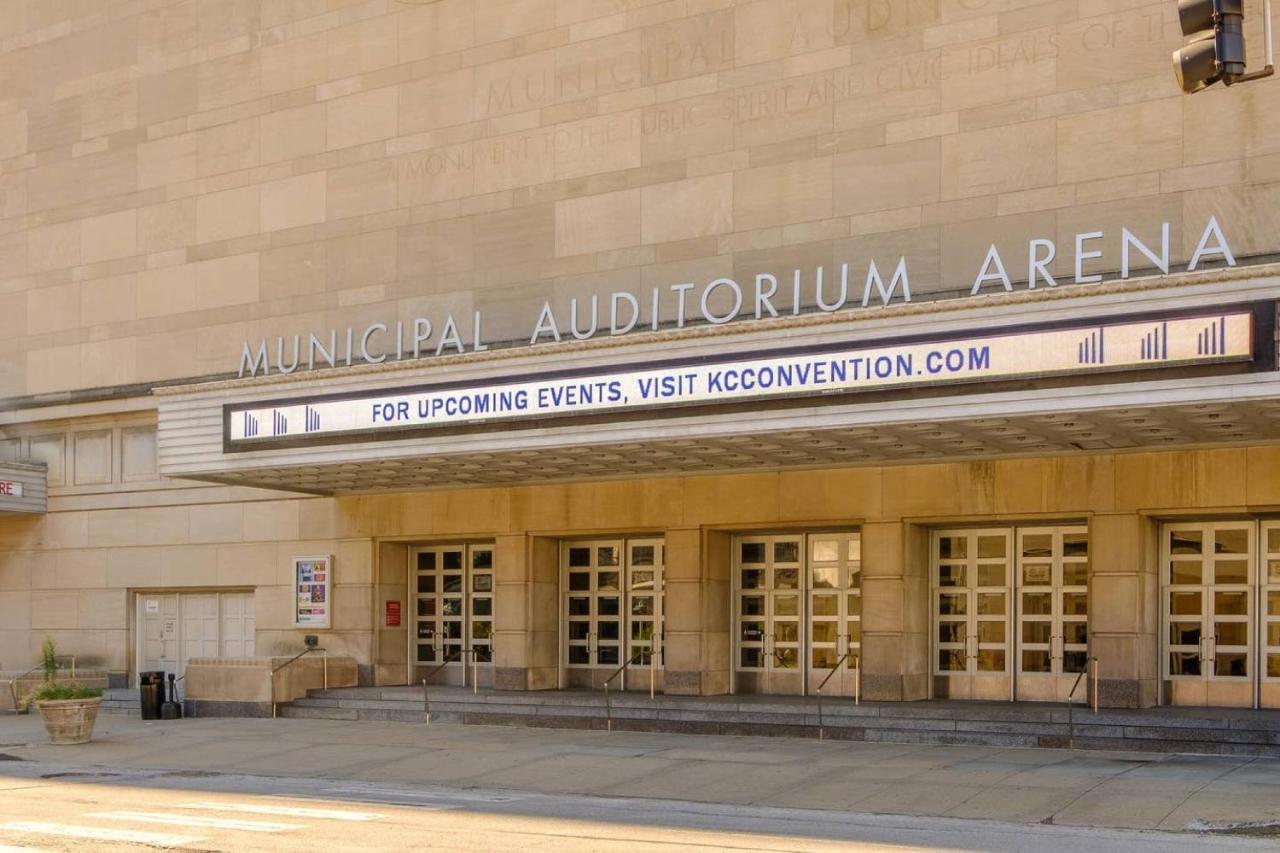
[1226,0,1274,85]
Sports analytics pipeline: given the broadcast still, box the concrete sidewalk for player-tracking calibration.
[1,713,1279,835]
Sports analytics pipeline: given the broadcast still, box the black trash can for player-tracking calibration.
[139,671,166,720]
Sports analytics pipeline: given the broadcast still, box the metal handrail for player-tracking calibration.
[1066,657,1100,747]
[270,647,328,719]
[815,652,860,740]
[422,648,478,724]
[603,650,649,733]
[6,657,79,714]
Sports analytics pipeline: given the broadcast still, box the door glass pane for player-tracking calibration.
[1063,651,1088,673]
[812,622,838,643]
[442,598,462,616]
[1064,622,1088,645]
[1022,564,1051,586]
[1216,622,1248,646]
[597,546,620,567]
[938,565,965,587]
[598,647,619,666]
[568,646,590,664]
[1062,563,1089,586]
[1270,655,1280,678]
[939,649,966,671]
[741,569,764,589]
[630,622,653,642]
[472,621,492,640]
[1215,591,1248,616]
[741,621,765,643]
[775,648,799,668]
[1062,593,1087,616]
[976,650,1005,671]
[1214,561,1249,585]
[418,552,437,571]
[977,593,1006,615]
[417,576,435,594]
[1022,622,1051,644]
[1271,592,1280,615]
[631,571,654,591]
[1022,592,1051,615]
[1215,653,1248,677]
[418,599,436,617]
[599,597,620,616]
[1170,622,1201,645]
[774,541,800,563]
[939,593,966,615]
[775,622,799,643]
[938,621,965,643]
[1063,533,1088,557]
[598,571,620,591]
[1171,652,1201,675]
[631,597,654,616]
[774,595,799,616]
[1170,561,1202,584]
[473,574,493,592]
[740,542,765,563]
[1214,529,1249,555]
[938,537,967,559]
[1022,650,1051,672]
[977,536,1006,558]
[812,594,838,616]
[740,648,763,668]
[977,621,1005,643]
[775,569,799,589]
[812,540,838,562]
[741,595,765,616]
[1270,560,1280,584]
[443,551,463,570]
[631,545,655,566]
[847,594,861,616]
[1171,591,1202,615]
[569,622,590,641]
[848,539,861,561]
[812,567,839,589]
[443,575,462,593]
[1022,534,1052,558]
[472,549,493,570]
[568,547,591,567]
[569,572,590,591]
[472,598,492,616]
[812,648,838,669]
[569,597,590,616]
[977,565,1005,587]
[1169,530,1202,555]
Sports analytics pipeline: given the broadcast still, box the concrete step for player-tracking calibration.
[277,687,1280,755]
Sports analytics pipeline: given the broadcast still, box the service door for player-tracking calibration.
[138,594,180,682]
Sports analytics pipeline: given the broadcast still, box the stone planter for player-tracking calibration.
[35,697,102,745]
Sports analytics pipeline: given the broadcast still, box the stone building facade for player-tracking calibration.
[2,1,1280,711]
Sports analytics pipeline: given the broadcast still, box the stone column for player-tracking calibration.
[373,541,409,686]
[1089,513,1159,708]
[860,521,929,701]
[493,534,559,690]
[663,528,730,695]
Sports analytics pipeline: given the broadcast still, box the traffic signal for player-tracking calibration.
[1174,0,1247,93]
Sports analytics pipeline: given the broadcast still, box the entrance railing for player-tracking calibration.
[603,650,652,732]
[815,652,860,740]
[1066,656,1100,747]
[422,648,480,724]
[270,647,327,719]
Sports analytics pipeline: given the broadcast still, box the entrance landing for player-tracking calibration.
[280,687,1280,757]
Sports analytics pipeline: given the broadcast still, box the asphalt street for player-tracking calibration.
[0,758,1275,853]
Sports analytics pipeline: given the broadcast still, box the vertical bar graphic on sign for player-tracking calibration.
[272,410,288,436]
[1076,327,1105,365]
[243,412,259,438]
[305,406,321,433]
[1140,322,1169,361]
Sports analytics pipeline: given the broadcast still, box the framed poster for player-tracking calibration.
[294,555,332,629]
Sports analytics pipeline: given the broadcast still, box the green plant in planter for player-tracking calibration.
[23,638,101,705]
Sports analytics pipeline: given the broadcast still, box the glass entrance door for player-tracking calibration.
[1014,527,1090,702]
[1163,522,1257,708]
[932,529,1014,701]
[562,538,664,690]
[733,532,862,696]
[1263,522,1280,709]
[412,543,495,687]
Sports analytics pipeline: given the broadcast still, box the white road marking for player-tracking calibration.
[90,810,303,833]
[0,821,201,847]
[177,801,387,822]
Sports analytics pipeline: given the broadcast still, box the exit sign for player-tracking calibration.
[0,481,22,498]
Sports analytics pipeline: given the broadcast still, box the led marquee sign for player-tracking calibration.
[227,312,1253,448]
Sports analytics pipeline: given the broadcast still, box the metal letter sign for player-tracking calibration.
[228,312,1253,448]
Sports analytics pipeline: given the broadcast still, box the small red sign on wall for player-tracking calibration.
[385,600,401,628]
